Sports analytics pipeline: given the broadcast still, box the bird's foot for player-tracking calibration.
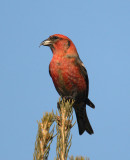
[57,101,61,110]
[57,96,74,110]
[63,96,74,103]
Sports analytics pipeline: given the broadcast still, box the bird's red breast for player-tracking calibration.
[49,53,87,98]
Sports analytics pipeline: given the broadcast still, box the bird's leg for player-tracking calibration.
[63,96,74,103]
[57,101,61,110]
[57,96,74,110]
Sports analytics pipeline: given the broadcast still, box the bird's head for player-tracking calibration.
[40,34,78,56]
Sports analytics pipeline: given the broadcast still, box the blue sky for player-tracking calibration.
[0,0,130,160]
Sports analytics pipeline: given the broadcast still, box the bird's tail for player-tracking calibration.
[74,103,94,135]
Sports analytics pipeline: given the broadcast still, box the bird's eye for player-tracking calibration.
[52,36,59,40]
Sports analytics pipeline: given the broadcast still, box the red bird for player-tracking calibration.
[40,34,95,135]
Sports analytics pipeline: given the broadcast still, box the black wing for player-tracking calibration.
[76,58,95,109]
[75,57,89,97]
